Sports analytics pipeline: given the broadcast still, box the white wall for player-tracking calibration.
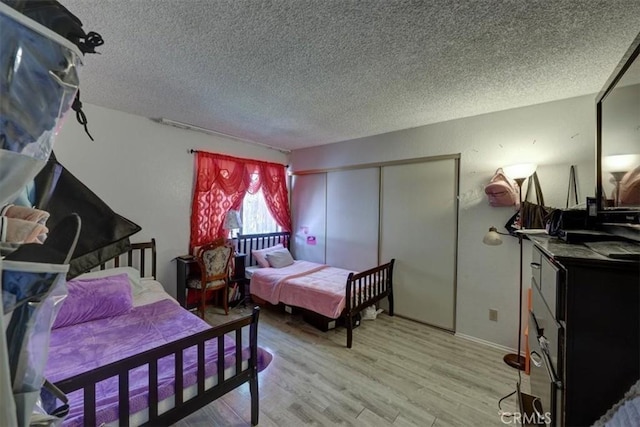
[54,104,288,298]
[290,94,597,350]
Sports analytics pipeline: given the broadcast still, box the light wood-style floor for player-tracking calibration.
[174,304,525,426]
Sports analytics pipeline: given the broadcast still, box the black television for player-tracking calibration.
[595,31,640,241]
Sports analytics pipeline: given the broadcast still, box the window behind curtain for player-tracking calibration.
[190,151,291,252]
[242,188,281,234]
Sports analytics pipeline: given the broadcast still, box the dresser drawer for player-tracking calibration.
[531,248,542,289]
[540,254,563,320]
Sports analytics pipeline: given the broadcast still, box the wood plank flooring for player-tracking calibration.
[174,305,527,426]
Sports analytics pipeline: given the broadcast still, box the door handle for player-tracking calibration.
[530,262,541,269]
[532,397,547,424]
[530,350,543,368]
[539,335,552,354]
[529,311,543,337]
[540,348,563,389]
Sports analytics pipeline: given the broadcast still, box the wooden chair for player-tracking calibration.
[187,238,233,317]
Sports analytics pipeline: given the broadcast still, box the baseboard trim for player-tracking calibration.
[455,332,521,355]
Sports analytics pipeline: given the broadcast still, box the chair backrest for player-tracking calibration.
[196,238,233,285]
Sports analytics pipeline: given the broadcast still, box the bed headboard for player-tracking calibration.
[96,238,157,278]
[236,232,291,267]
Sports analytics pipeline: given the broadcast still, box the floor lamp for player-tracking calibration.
[604,154,638,207]
[484,163,537,371]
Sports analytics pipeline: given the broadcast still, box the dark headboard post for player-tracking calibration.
[151,238,157,278]
[97,240,157,278]
[129,239,156,278]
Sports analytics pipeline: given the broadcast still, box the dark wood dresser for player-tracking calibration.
[527,236,640,426]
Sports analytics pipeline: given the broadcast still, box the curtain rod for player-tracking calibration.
[151,117,291,154]
[188,149,289,168]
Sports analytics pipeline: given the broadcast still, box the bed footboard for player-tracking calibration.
[345,259,395,349]
[55,308,262,426]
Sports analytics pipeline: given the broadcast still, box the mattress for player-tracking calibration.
[245,265,260,279]
[250,260,356,319]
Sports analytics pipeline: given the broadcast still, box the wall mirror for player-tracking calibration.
[596,33,640,223]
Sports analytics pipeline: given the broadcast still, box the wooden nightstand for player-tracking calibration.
[229,253,248,307]
[175,255,196,308]
[175,252,247,309]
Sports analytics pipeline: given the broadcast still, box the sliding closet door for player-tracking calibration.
[380,158,458,331]
[326,168,379,271]
[291,173,326,263]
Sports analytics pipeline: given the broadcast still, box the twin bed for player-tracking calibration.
[46,240,271,426]
[236,232,395,349]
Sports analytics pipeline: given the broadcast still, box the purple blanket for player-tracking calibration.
[46,299,272,426]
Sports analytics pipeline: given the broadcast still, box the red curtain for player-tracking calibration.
[190,152,291,252]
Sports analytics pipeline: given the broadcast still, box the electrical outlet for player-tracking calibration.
[489,309,498,322]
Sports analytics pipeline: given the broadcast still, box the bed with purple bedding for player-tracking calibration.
[46,240,272,426]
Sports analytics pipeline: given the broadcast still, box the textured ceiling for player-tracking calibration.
[61,0,640,151]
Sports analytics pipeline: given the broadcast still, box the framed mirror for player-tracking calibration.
[596,32,640,227]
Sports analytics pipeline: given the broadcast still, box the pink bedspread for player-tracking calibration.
[251,261,356,318]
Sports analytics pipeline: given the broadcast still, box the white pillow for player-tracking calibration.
[73,266,142,294]
[266,248,295,268]
[251,243,284,268]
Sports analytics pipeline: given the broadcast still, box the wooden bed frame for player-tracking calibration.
[237,232,395,348]
[54,239,263,426]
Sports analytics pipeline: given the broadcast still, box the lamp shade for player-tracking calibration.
[223,210,242,230]
[503,163,537,180]
[603,154,640,173]
[483,227,503,246]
